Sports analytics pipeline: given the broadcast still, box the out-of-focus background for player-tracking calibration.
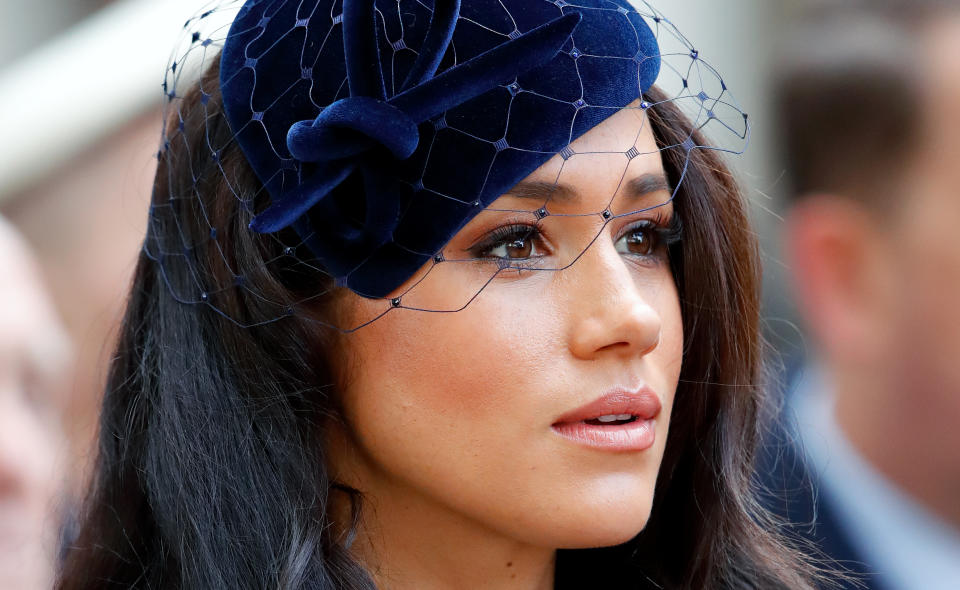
[2,0,958,588]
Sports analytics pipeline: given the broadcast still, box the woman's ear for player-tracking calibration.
[784,194,895,367]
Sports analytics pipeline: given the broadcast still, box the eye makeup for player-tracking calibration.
[464,209,681,271]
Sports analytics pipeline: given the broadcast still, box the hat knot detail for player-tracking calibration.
[247,0,583,248]
[286,97,420,163]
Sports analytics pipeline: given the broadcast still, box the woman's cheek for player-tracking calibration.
[342,309,499,441]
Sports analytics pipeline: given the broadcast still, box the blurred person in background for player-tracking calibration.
[758,1,960,589]
[0,215,73,589]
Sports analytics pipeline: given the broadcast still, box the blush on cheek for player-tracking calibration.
[401,292,560,412]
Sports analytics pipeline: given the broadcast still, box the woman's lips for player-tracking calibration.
[550,387,661,452]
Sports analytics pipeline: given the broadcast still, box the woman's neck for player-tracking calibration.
[328,478,556,590]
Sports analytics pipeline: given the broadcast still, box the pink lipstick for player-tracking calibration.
[551,387,661,452]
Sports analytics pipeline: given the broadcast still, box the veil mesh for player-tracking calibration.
[149,0,749,333]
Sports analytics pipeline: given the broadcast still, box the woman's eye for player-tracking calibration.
[471,225,543,260]
[615,222,659,257]
[489,238,534,259]
[471,217,677,263]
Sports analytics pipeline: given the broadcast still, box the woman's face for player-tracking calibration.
[329,99,682,549]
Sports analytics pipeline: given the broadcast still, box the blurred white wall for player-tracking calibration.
[0,0,106,66]
[0,0,203,201]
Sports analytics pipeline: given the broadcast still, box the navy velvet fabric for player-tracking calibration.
[220,0,661,297]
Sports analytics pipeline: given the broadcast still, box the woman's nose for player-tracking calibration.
[565,240,663,361]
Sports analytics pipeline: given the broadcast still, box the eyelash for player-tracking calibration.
[467,211,682,268]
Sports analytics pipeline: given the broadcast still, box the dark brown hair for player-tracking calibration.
[58,58,826,589]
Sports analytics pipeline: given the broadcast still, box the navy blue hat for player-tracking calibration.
[219,0,661,298]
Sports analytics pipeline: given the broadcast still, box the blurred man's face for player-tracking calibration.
[786,15,960,486]
[882,18,960,443]
[0,221,71,589]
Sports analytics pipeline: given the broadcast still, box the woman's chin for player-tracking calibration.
[497,496,654,550]
[552,508,652,549]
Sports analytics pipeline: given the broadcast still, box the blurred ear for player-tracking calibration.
[784,194,891,365]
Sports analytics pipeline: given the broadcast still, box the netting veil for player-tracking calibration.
[151,0,749,333]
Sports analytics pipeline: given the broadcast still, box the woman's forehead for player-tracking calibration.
[570,99,653,151]
[490,103,666,212]
[527,103,657,173]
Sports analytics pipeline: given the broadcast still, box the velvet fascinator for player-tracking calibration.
[154,0,747,329]
[218,0,661,297]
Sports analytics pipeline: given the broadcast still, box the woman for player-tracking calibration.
[59,0,827,588]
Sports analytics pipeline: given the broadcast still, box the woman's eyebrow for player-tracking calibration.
[505,173,673,204]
